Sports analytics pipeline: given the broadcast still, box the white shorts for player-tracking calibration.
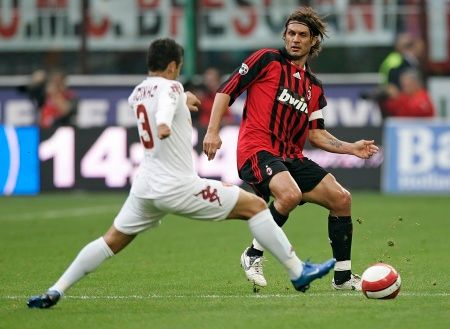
[114,177,240,235]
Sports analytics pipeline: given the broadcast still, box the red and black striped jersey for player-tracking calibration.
[218,48,327,170]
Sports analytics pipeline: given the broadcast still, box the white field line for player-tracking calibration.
[3,292,450,300]
[0,205,118,221]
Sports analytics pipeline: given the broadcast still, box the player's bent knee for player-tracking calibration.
[250,194,267,212]
[341,189,352,207]
[277,189,302,212]
[333,188,352,212]
[227,189,267,220]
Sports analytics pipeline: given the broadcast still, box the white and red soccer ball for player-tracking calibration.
[361,263,401,299]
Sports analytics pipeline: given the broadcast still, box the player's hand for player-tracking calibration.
[353,140,379,159]
[185,91,201,112]
[157,124,171,139]
[203,131,222,161]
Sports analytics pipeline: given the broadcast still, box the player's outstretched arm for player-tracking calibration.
[308,129,379,159]
[203,93,231,161]
[351,139,379,159]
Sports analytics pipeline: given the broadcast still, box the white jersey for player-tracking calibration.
[128,76,197,198]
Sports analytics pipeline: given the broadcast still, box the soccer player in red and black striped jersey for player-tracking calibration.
[203,7,379,291]
[27,38,337,309]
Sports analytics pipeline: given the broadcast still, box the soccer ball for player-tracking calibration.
[361,263,401,299]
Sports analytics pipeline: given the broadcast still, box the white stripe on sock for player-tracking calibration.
[334,260,351,271]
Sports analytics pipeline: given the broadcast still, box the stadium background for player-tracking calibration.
[0,0,449,195]
[0,2,449,329]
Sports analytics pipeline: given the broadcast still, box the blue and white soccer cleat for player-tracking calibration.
[27,290,61,309]
[291,258,336,292]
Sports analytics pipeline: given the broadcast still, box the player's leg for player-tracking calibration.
[241,171,301,286]
[168,178,335,292]
[238,152,302,286]
[250,171,302,251]
[27,194,163,308]
[51,226,136,292]
[302,173,361,290]
[228,188,335,292]
[27,226,134,309]
[228,188,301,281]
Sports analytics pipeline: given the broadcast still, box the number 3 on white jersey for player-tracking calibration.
[136,104,154,149]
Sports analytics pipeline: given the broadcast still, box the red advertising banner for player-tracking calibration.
[0,0,397,51]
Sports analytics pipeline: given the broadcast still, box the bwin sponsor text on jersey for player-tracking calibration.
[277,88,308,113]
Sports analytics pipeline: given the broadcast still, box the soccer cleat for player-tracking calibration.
[291,258,336,292]
[332,273,362,291]
[240,247,267,287]
[27,290,61,309]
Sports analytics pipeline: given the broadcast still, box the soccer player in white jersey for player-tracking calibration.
[27,38,335,309]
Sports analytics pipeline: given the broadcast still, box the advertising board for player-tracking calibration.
[37,126,383,192]
[0,126,39,195]
[382,119,450,194]
[0,1,396,51]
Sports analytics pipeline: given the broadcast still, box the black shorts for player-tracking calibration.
[238,151,328,203]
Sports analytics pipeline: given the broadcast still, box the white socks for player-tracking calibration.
[248,209,302,280]
[49,237,114,294]
[252,238,265,252]
[47,210,303,295]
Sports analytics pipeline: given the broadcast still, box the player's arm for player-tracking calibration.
[308,128,379,159]
[185,91,200,112]
[157,124,171,139]
[156,83,181,139]
[202,50,272,160]
[203,92,231,160]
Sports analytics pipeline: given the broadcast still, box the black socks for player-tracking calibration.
[328,215,353,284]
[269,202,289,227]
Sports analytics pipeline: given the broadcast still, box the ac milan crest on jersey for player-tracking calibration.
[194,185,222,206]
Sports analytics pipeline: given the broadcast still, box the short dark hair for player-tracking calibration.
[147,38,184,72]
[284,7,327,58]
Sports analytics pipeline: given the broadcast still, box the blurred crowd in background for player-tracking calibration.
[362,32,436,118]
[2,0,449,129]
[16,32,437,130]
[18,69,78,129]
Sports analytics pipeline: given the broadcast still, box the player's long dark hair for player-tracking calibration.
[147,38,184,72]
[283,7,328,58]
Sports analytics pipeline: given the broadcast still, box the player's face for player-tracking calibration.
[284,22,316,61]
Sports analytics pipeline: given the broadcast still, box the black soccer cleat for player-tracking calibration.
[27,290,61,309]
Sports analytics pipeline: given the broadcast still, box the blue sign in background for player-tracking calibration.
[0,126,39,195]
[382,119,450,194]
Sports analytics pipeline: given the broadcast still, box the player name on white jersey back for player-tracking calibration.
[128,77,197,198]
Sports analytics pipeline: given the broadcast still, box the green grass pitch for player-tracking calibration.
[0,192,449,329]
